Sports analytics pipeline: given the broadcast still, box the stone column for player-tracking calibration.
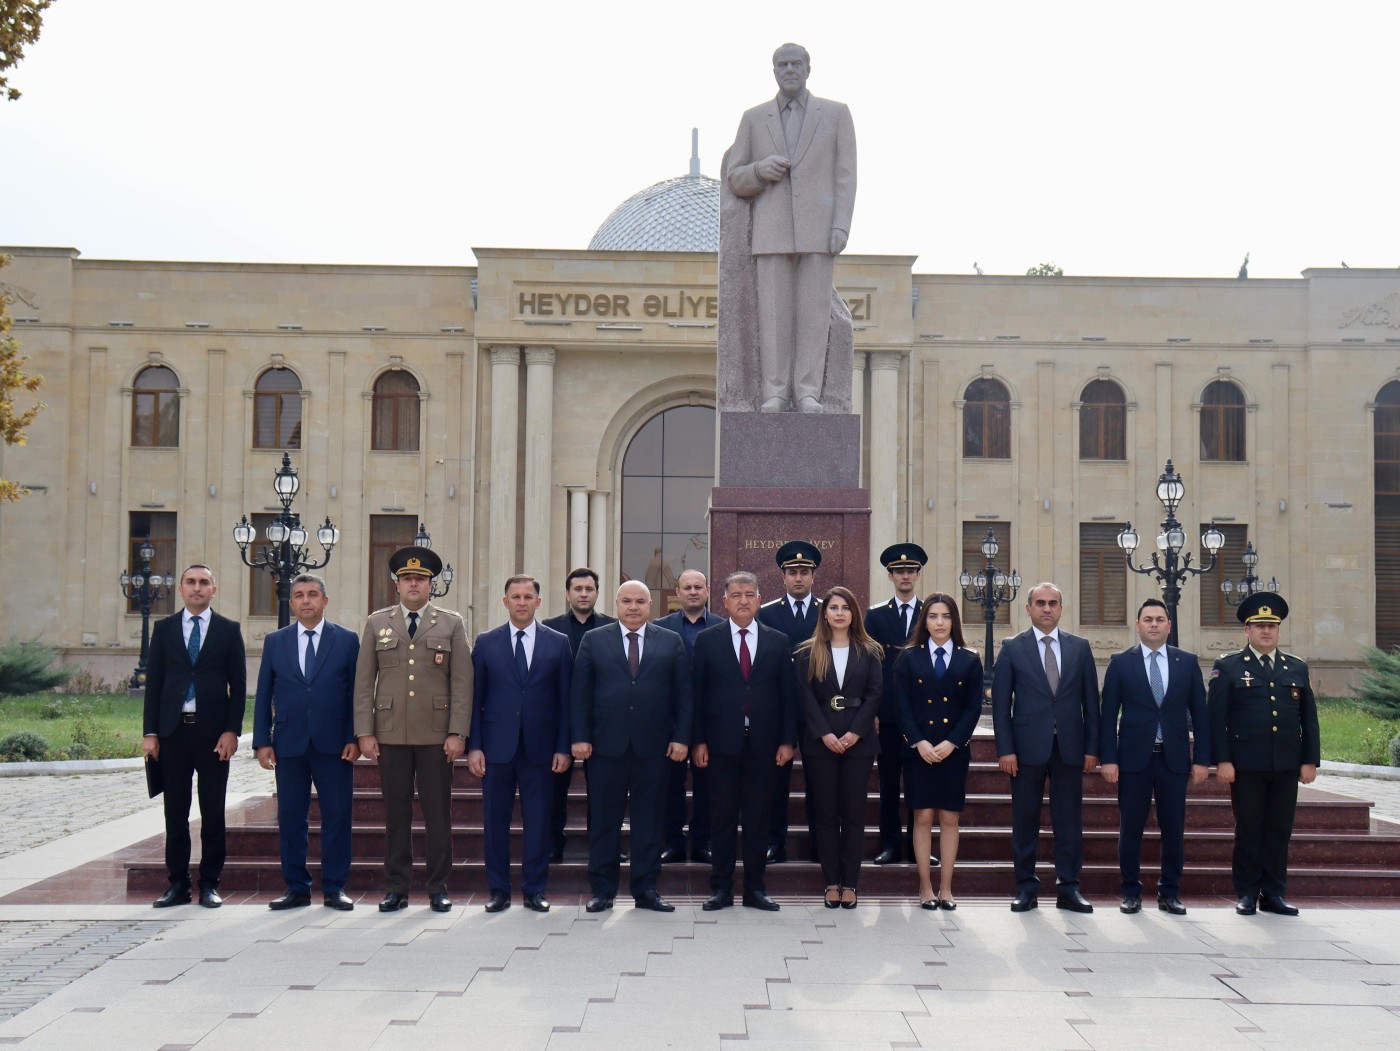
[488,346,521,626]
[868,352,901,602]
[567,486,590,573]
[852,351,868,488]
[523,347,556,581]
[589,489,610,613]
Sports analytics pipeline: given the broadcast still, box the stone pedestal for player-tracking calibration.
[717,412,861,490]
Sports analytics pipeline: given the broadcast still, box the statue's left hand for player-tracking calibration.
[829,229,848,254]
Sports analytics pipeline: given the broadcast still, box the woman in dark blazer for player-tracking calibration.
[795,585,883,909]
[893,593,983,910]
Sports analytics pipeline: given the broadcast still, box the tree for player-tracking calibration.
[0,255,45,502]
[1,0,54,102]
[1025,262,1064,277]
[1354,647,1400,721]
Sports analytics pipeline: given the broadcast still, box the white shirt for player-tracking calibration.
[511,620,537,669]
[180,609,208,713]
[831,645,849,688]
[730,618,758,662]
[619,621,646,662]
[400,603,429,631]
[298,618,326,675]
[788,594,811,619]
[928,639,953,666]
[1140,642,1169,694]
[1033,627,1061,671]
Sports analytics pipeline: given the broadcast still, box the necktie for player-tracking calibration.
[185,615,201,703]
[901,604,912,638]
[1149,649,1165,744]
[794,599,804,622]
[407,611,418,638]
[1042,636,1060,693]
[738,627,752,681]
[515,629,529,681]
[782,98,802,155]
[304,628,317,677]
[1262,653,1273,675]
[934,646,946,679]
[627,631,640,680]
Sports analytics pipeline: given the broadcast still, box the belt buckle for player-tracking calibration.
[829,695,845,712]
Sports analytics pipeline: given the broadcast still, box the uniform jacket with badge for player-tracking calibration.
[865,597,922,703]
[758,595,821,653]
[892,645,983,750]
[353,602,472,745]
[1208,647,1319,772]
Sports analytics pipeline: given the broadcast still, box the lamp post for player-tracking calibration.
[1117,459,1225,648]
[233,451,339,628]
[959,528,1021,696]
[119,535,174,692]
[412,522,455,599]
[1221,540,1279,608]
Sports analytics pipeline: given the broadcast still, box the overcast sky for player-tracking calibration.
[3,0,1395,278]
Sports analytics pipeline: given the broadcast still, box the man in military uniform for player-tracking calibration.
[864,543,928,864]
[1208,592,1319,916]
[354,546,472,913]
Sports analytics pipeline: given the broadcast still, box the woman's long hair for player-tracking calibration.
[907,592,968,651]
[797,585,883,682]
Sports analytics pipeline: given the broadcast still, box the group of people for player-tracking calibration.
[140,540,1320,920]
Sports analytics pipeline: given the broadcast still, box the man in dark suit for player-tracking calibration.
[864,543,927,864]
[1099,599,1210,915]
[142,563,247,909]
[655,569,725,864]
[253,573,361,911]
[757,540,821,863]
[542,567,617,862]
[693,571,799,911]
[1209,592,1319,916]
[467,575,573,914]
[991,582,1101,913]
[570,580,692,913]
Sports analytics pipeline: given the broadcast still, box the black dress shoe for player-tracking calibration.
[379,892,409,912]
[484,890,511,913]
[633,890,675,912]
[199,886,223,909]
[1010,891,1038,912]
[765,846,787,864]
[323,891,355,911]
[1119,896,1142,914]
[692,844,713,865]
[523,893,550,913]
[1157,897,1187,915]
[1056,890,1094,913]
[1258,894,1299,916]
[742,890,780,911]
[429,892,452,913]
[701,891,733,911]
[873,846,900,865]
[1235,894,1258,915]
[937,898,957,911]
[659,846,684,864]
[269,891,312,910]
[152,883,191,908]
[585,895,614,913]
[919,899,938,911]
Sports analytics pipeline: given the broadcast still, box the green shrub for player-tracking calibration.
[1389,733,1400,768]
[1358,724,1397,766]
[0,730,50,761]
[1354,647,1400,720]
[62,668,120,695]
[0,640,73,697]
[39,698,71,720]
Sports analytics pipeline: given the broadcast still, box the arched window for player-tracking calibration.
[1375,382,1400,648]
[1079,379,1125,460]
[254,368,302,449]
[621,405,715,614]
[371,371,421,451]
[132,365,180,447]
[1199,380,1245,462]
[963,378,1011,459]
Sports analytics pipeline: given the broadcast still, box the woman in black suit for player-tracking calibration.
[795,585,883,909]
[893,593,983,910]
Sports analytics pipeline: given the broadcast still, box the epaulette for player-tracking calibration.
[369,606,395,617]
[760,597,785,609]
[433,607,462,618]
[1280,651,1305,664]
[867,599,891,612]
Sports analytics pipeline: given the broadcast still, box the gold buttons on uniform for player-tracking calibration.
[1272,710,1278,716]
[1272,726,1278,732]
[409,659,415,665]
[409,691,415,697]
[408,675,414,681]
[943,718,950,724]
[409,644,415,651]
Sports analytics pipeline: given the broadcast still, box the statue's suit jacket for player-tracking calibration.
[726,93,856,255]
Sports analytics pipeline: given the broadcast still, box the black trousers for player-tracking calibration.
[802,742,874,888]
[876,720,907,850]
[1116,751,1189,897]
[586,749,668,898]
[159,721,231,887]
[551,761,574,853]
[377,743,454,895]
[708,738,778,895]
[663,757,710,852]
[1009,743,1084,894]
[1229,767,1299,898]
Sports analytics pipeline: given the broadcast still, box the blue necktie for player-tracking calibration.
[515,629,529,682]
[185,615,201,703]
[934,646,947,679]
[304,629,317,677]
[1149,650,1165,744]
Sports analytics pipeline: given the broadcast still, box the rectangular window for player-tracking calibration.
[132,391,179,447]
[1199,523,1248,628]
[247,514,278,617]
[1079,523,1126,625]
[127,512,177,615]
[1377,497,1400,651]
[369,515,419,614]
[962,521,1013,625]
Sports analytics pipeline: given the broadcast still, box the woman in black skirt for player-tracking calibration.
[795,585,884,909]
[893,592,983,909]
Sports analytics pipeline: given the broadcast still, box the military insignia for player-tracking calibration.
[435,652,445,666]
[1291,686,1301,700]
[1241,670,1254,687]
[1208,668,1220,681]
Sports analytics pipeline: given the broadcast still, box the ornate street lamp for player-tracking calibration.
[959,528,1021,697]
[233,451,339,627]
[1222,540,1279,608]
[412,522,455,599]
[1117,459,1225,647]
[119,535,175,692]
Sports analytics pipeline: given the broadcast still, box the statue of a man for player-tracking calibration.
[725,43,856,413]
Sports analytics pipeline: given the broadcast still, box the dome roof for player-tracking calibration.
[589,172,720,252]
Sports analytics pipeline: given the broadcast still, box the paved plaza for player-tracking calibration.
[0,753,1396,1049]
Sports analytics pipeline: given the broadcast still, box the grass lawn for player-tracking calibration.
[0,693,144,761]
[1316,696,1399,766]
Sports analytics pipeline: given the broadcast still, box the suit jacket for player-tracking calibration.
[727,93,857,255]
[143,609,247,740]
[1208,647,1320,771]
[1100,645,1210,774]
[653,609,725,658]
[541,610,617,658]
[692,620,798,757]
[758,595,821,653]
[469,621,573,765]
[892,645,983,750]
[865,596,922,704]
[570,622,692,758]
[353,602,472,745]
[795,644,882,756]
[991,628,1101,765]
[252,620,359,758]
